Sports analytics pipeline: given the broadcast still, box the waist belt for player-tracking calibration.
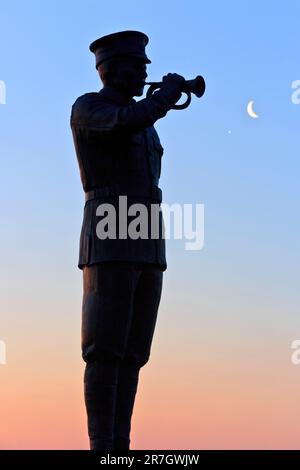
[85,184,162,203]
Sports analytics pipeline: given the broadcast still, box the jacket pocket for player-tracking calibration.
[153,138,164,156]
[149,132,164,182]
[127,132,145,175]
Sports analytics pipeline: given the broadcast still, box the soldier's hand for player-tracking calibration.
[162,73,186,90]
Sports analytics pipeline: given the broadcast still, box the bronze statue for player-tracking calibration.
[70,30,205,451]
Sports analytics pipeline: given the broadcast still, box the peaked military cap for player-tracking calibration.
[89,30,151,69]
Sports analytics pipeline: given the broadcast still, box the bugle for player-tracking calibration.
[145,75,205,110]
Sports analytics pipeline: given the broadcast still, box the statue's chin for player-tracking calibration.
[113,82,144,98]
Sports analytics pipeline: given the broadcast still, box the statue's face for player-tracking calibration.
[113,56,148,97]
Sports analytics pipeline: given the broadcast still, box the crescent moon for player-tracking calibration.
[247,101,259,119]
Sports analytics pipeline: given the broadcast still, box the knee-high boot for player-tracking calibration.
[113,360,140,450]
[84,353,120,451]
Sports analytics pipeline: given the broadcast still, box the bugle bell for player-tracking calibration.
[145,75,206,110]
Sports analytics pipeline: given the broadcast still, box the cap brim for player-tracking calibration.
[96,54,151,67]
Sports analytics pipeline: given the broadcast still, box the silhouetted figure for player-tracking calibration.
[70,30,185,451]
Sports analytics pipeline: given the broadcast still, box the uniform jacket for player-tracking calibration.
[70,84,181,271]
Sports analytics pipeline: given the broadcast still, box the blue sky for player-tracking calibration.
[1,0,300,450]
[1,0,300,379]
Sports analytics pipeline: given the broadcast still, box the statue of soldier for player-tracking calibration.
[70,30,185,451]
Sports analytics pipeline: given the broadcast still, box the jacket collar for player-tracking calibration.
[98,86,136,106]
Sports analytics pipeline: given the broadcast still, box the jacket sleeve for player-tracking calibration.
[71,85,182,134]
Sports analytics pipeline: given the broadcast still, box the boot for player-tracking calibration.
[113,360,140,450]
[84,354,120,451]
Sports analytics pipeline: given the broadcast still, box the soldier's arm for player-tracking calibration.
[71,78,184,134]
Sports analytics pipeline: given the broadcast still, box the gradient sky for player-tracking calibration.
[1,0,300,449]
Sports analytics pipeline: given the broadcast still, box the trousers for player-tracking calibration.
[81,261,163,450]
